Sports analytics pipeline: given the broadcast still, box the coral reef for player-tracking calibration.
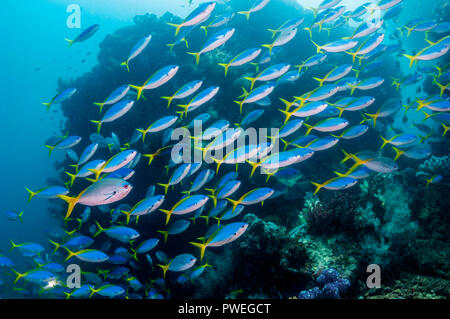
[298,268,350,299]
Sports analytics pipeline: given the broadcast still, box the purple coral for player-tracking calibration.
[298,268,350,299]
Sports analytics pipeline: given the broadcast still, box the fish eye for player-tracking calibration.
[124,185,129,189]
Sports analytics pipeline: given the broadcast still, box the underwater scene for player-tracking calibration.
[0,0,449,301]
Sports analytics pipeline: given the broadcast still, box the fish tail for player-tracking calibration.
[280,138,290,151]
[166,43,175,51]
[157,230,169,243]
[348,83,357,95]
[364,112,379,127]
[345,51,358,63]
[310,39,321,53]
[167,22,182,36]
[10,269,26,285]
[217,63,230,77]
[243,77,256,90]
[246,160,260,177]
[48,239,61,254]
[310,181,323,195]
[44,145,56,157]
[402,54,416,68]
[340,149,352,164]
[120,60,130,72]
[279,98,295,113]
[267,28,278,39]
[261,44,274,55]
[65,171,77,187]
[278,108,293,125]
[187,52,201,65]
[93,102,105,114]
[42,102,52,111]
[189,241,207,262]
[333,170,347,178]
[380,136,391,149]
[57,194,80,219]
[207,195,217,208]
[136,129,148,143]
[9,239,18,252]
[237,11,251,20]
[17,211,24,224]
[200,25,208,37]
[157,183,170,195]
[404,26,413,37]
[64,292,72,299]
[25,187,38,202]
[89,286,99,299]
[62,246,77,262]
[392,146,404,161]
[313,77,324,87]
[129,85,144,101]
[161,95,174,108]
[120,210,132,225]
[90,120,102,134]
[250,62,259,73]
[234,100,245,114]
[335,106,346,118]
[303,123,313,136]
[157,263,170,279]
[64,38,74,47]
[226,198,240,213]
[441,123,449,137]
[93,220,105,237]
[159,209,172,225]
[303,27,313,39]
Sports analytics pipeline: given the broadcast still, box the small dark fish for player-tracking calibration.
[65,24,100,47]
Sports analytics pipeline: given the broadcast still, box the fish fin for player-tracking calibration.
[64,38,74,47]
[48,239,61,254]
[25,187,38,202]
[90,120,102,134]
[234,100,245,114]
[62,246,77,262]
[310,39,322,53]
[245,160,260,177]
[167,22,182,36]
[402,54,416,68]
[57,194,81,219]
[303,123,313,136]
[189,241,207,262]
[129,85,144,101]
[93,220,105,237]
[441,123,449,137]
[65,171,77,187]
[161,96,174,108]
[217,63,230,77]
[380,136,391,149]
[310,181,323,195]
[42,102,52,111]
[10,269,26,285]
[187,52,201,65]
[166,43,175,51]
[313,77,324,87]
[391,146,404,161]
[120,210,132,225]
[44,145,56,157]
[157,183,170,195]
[236,11,251,20]
[267,28,278,39]
[120,61,130,72]
[261,44,274,55]
[157,230,169,243]
[159,209,172,225]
